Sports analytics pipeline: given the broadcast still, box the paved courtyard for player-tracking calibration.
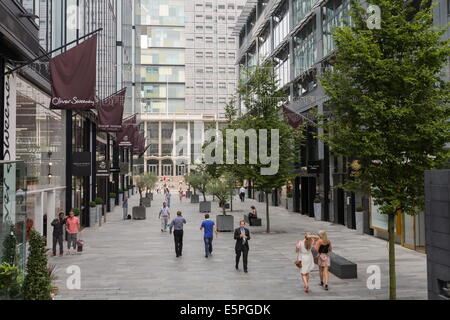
[50,192,427,300]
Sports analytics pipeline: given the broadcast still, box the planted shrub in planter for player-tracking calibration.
[355,206,364,235]
[23,229,52,300]
[71,208,80,217]
[207,173,235,232]
[133,175,148,219]
[109,193,116,211]
[314,197,322,221]
[2,226,17,266]
[286,191,294,212]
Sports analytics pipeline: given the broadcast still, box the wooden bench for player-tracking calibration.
[329,252,357,279]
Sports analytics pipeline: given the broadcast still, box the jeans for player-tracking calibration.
[67,233,78,250]
[174,230,183,256]
[53,234,63,255]
[123,207,128,220]
[240,193,245,202]
[161,216,169,231]
[204,237,213,256]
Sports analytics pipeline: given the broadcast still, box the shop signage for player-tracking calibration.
[2,71,16,224]
[50,35,97,110]
[119,162,130,174]
[72,152,92,176]
[117,125,134,147]
[97,88,126,132]
[307,160,322,174]
[96,160,110,177]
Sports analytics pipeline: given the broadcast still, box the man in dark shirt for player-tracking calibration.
[169,211,187,257]
[51,212,66,256]
[234,220,251,273]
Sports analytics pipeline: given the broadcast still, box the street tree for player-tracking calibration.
[318,0,450,299]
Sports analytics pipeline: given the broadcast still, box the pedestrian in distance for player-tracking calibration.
[65,210,80,255]
[295,233,319,293]
[51,212,66,256]
[239,186,246,202]
[248,206,257,226]
[165,188,172,208]
[315,230,332,291]
[234,220,251,273]
[179,188,184,203]
[123,194,129,220]
[200,214,218,258]
[159,202,170,232]
[169,211,187,257]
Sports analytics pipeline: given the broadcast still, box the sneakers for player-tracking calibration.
[324,285,329,291]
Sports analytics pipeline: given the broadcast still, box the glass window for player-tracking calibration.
[293,20,317,76]
[293,0,314,26]
[139,0,185,25]
[140,84,185,99]
[323,0,350,56]
[138,26,185,48]
[141,48,185,64]
[140,66,185,82]
[273,3,290,49]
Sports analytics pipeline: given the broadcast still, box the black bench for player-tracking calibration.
[329,252,357,279]
[243,214,262,227]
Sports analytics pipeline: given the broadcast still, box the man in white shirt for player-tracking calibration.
[239,186,246,202]
[159,202,170,232]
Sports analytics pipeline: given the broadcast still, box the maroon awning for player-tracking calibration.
[283,106,304,129]
[117,125,134,147]
[50,35,97,110]
[97,88,126,132]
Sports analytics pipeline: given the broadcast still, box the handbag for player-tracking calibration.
[294,260,302,269]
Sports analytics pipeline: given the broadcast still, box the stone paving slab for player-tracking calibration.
[49,192,427,300]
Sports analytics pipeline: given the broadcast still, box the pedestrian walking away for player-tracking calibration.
[159,202,171,232]
[123,194,129,220]
[169,211,187,257]
[200,214,218,258]
[165,188,172,208]
[66,210,80,255]
[239,186,246,202]
[179,188,184,203]
[315,230,332,291]
[295,233,319,293]
[234,220,251,273]
[51,212,66,256]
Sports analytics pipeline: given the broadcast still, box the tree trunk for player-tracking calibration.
[222,204,226,216]
[265,191,270,233]
[202,192,206,202]
[230,191,233,212]
[388,212,397,300]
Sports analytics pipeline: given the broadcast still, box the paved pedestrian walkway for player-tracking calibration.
[49,191,427,300]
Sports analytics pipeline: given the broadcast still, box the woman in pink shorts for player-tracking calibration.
[315,230,332,291]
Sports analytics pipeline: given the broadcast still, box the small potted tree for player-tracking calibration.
[95,197,103,226]
[109,193,116,212]
[89,201,97,227]
[314,196,322,221]
[355,205,364,234]
[133,175,147,219]
[144,173,157,202]
[192,172,211,212]
[207,172,235,231]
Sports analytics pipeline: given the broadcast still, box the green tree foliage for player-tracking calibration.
[319,0,450,299]
[229,62,303,232]
[0,262,23,300]
[2,226,17,266]
[185,168,211,202]
[206,172,236,215]
[23,229,52,300]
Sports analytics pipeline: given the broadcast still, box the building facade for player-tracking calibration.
[131,0,244,177]
[234,0,439,251]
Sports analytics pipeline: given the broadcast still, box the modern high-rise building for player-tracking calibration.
[130,0,244,177]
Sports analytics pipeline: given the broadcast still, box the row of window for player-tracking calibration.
[188,36,236,43]
[194,96,231,104]
[194,3,244,10]
[194,66,236,73]
[194,14,237,21]
[193,81,235,89]
[194,51,235,59]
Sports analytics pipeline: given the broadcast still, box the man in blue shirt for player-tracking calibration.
[200,214,218,258]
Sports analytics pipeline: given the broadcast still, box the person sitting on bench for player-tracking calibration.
[249,206,257,225]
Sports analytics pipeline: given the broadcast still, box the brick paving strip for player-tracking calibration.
[49,192,427,300]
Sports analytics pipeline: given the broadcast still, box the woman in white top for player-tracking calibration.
[296,233,319,293]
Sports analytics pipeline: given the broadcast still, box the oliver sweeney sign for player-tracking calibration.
[97,88,126,132]
[2,71,16,224]
[50,35,97,110]
[72,152,92,176]
[96,160,110,176]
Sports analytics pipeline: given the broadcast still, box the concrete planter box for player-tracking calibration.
[146,193,153,201]
[89,207,97,227]
[287,198,294,212]
[186,190,192,198]
[314,203,322,221]
[355,211,364,235]
[216,215,234,232]
[132,206,146,220]
[191,194,200,204]
[199,201,211,213]
[110,198,115,211]
[97,205,102,226]
[142,198,152,208]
